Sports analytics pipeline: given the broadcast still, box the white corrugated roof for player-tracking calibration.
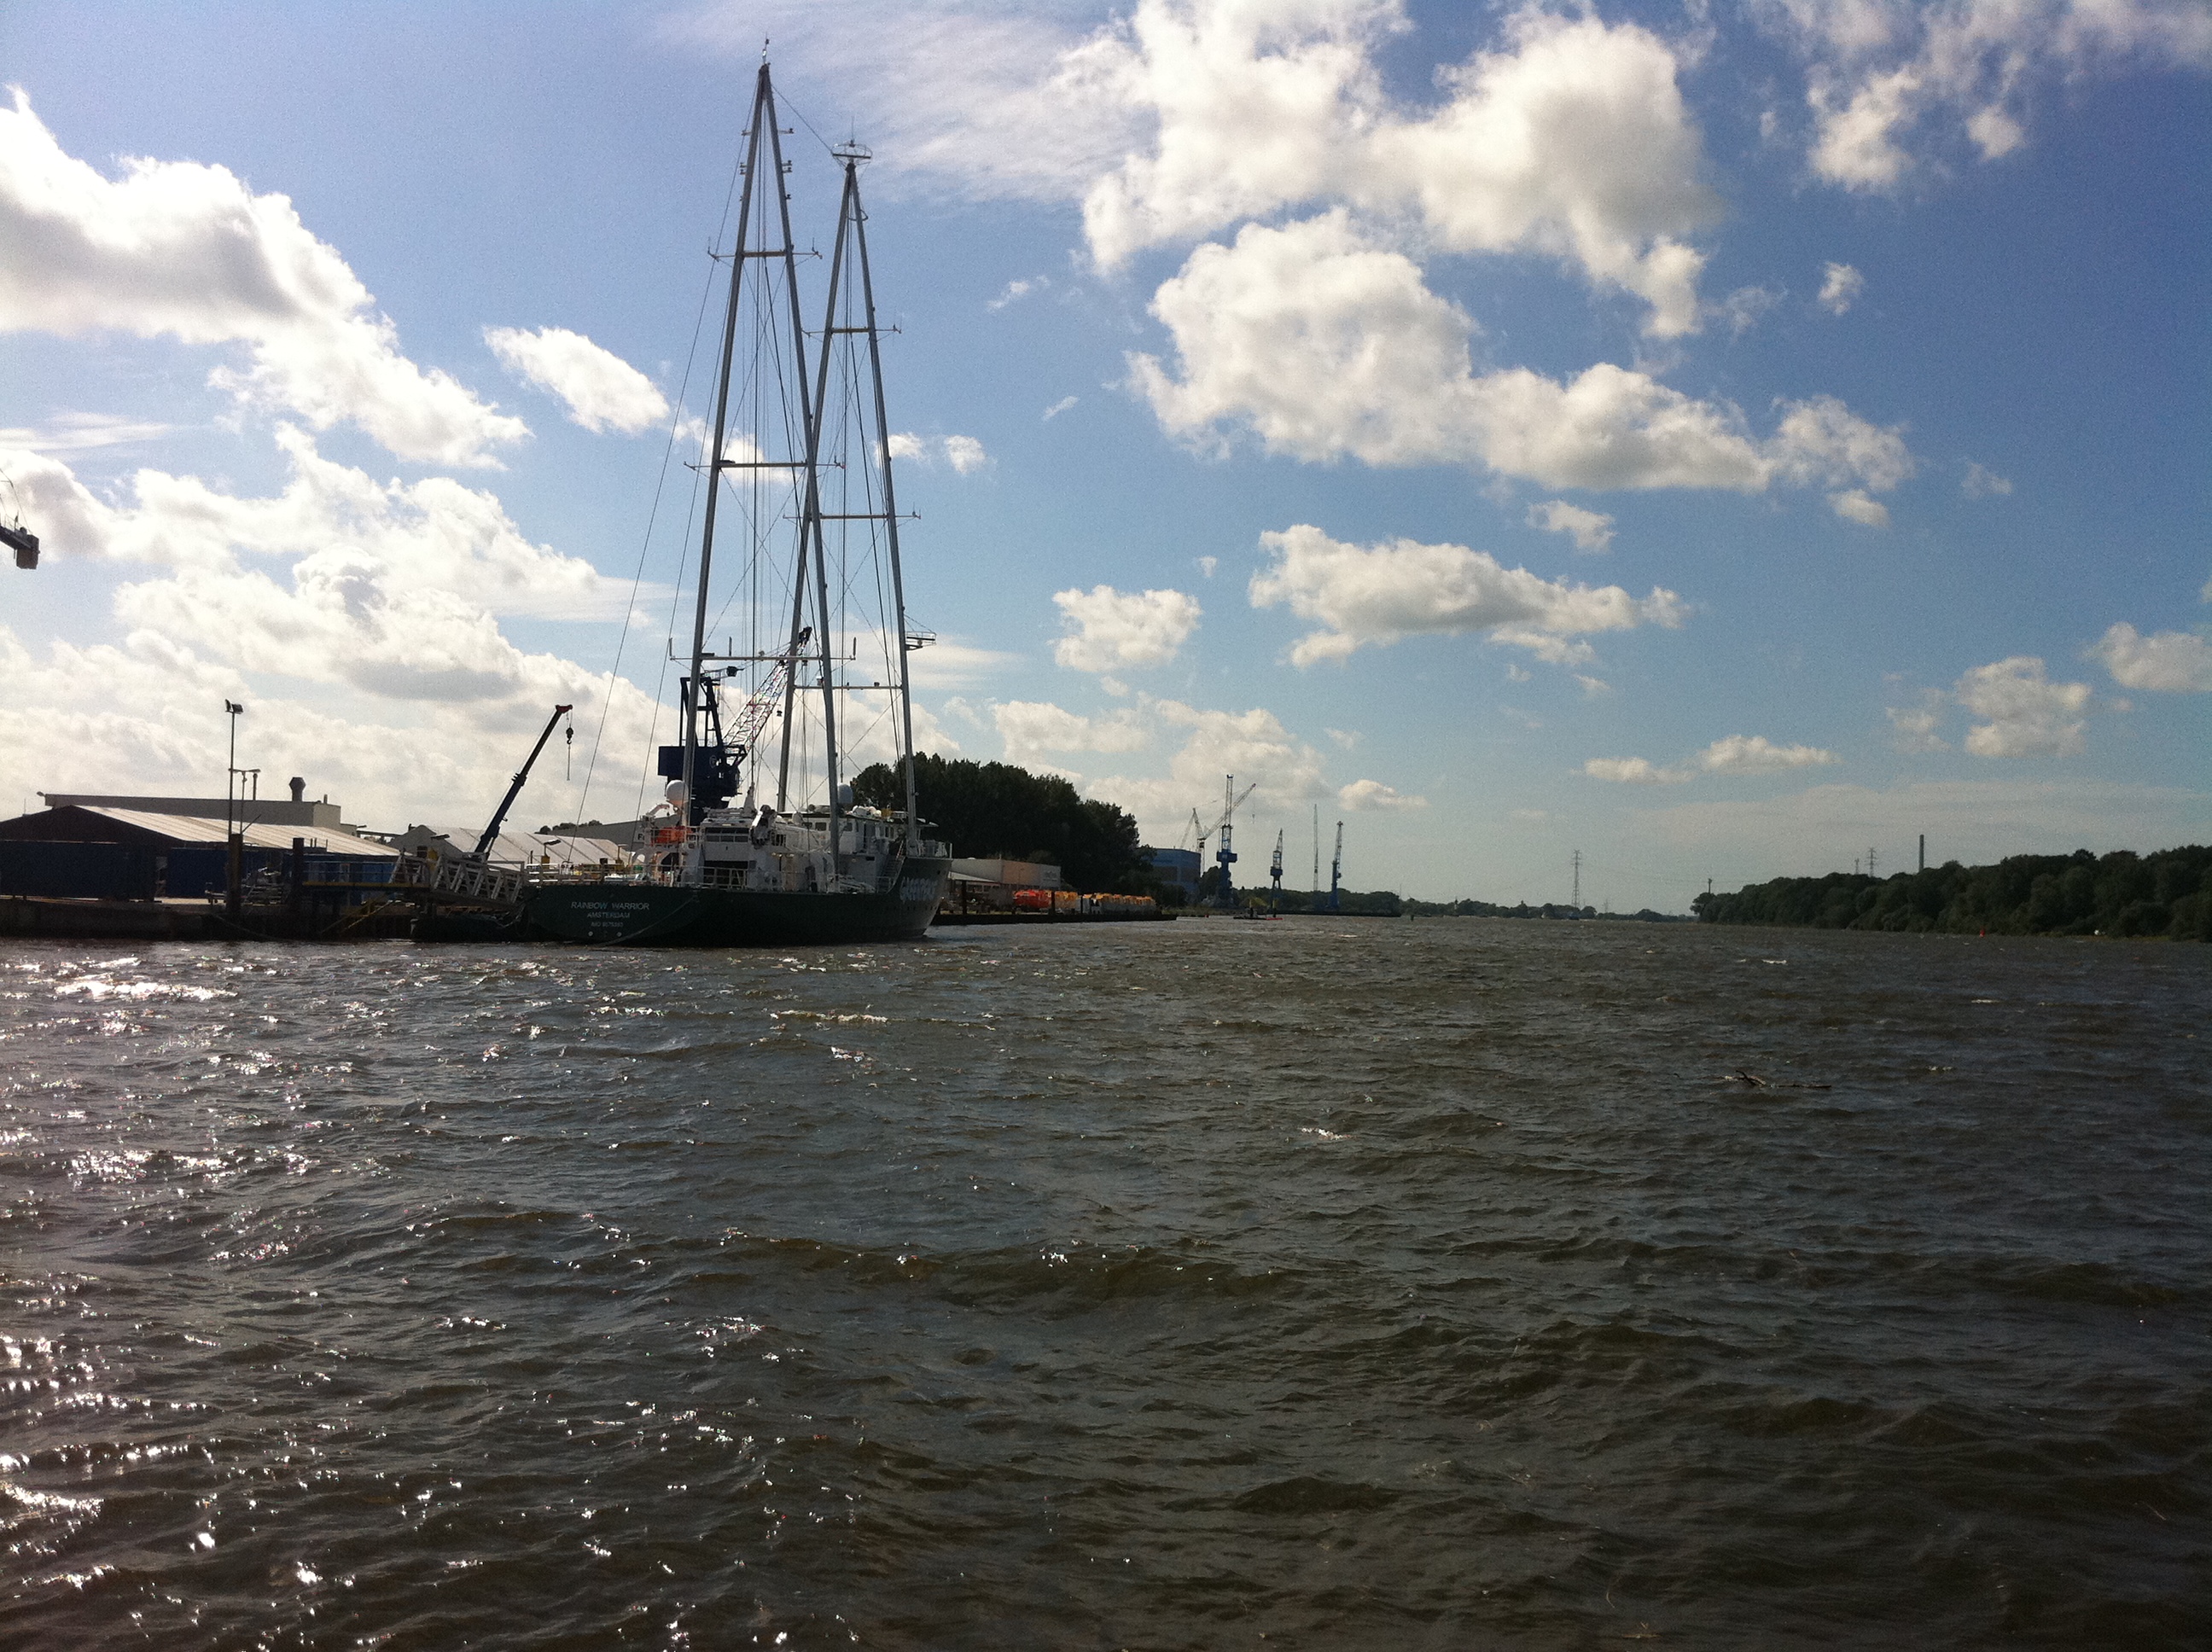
[410,827,632,869]
[75,807,399,858]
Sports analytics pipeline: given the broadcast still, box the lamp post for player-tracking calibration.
[224,701,245,916]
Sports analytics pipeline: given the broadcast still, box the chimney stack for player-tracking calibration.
[289,776,306,803]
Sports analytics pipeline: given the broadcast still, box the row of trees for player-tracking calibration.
[852,755,1405,910]
[1691,846,2212,939]
[1400,899,1687,922]
[851,755,1156,895]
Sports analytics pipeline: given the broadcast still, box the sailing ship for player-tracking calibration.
[521,62,950,945]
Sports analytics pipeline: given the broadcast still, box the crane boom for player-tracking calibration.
[474,704,573,860]
[728,629,808,760]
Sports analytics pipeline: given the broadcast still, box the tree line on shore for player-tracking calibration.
[1691,846,2212,939]
[855,756,1703,919]
[852,755,1155,895]
[855,759,2207,940]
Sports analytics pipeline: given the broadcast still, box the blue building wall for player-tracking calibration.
[0,841,395,901]
[1145,846,1202,903]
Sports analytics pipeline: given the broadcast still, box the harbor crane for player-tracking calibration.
[1329,820,1343,913]
[1269,829,1284,913]
[1208,775,1257,909]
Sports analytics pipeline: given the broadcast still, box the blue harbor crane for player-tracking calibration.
[1205,775,1257,910]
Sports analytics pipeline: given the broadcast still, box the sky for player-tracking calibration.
[2,0,2207,910]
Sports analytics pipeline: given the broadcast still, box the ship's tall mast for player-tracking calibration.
[687,61,828,836]
[680,65,768,828]
[774,148,839,855]
[812,148,923,851]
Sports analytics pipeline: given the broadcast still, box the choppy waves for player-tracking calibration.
[2,925,2206,1649]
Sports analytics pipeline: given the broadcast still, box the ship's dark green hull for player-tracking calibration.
[511,858,950,946]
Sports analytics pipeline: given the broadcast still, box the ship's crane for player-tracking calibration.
[727,631,806,774]
[1269,829,1284,913]
[660,627,810,815]
[473,704,574,860]
[1329,820,1343,913]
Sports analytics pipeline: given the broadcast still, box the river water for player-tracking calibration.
[3,920,2205,1649]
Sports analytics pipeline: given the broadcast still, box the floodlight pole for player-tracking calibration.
[224,701,246,916]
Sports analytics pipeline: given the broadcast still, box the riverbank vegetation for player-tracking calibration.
[1402,899,1687,922]
[853,756,1155,895]
[1692,846,2212,939]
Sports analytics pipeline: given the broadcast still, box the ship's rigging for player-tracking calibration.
[661,69,924,877]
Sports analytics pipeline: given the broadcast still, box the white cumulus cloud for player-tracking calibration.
[1131,212,1914,502]
[993,700,1154,766]
[484,326,668,434]
[737,8,1928,502]
[1764,0,2212,193]
[1338,777,1425,811]
[988,275,1050,310]
[1080,695,1340,842]
[2089,623,2212,692]
[0,428,670,837]
[1696,735,1842,775]
[1249,523,1683,668]
[1888,697,1952,752]
[1828,488,1890,527]
[1818,261,1865,315]
[1,428,619,617]
[1767,395,1918,493]
[1962,461,2013,497]
[1080,3,1721,336]
[1585,756,1688,785]
[888,432,989,472]
[1586,734,1839,783]
[1527,500,1616,553]
[1955,655,2093,757]
[0,90,525,466]
[1722,283,1785,336]
[1052,584,1202,672]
